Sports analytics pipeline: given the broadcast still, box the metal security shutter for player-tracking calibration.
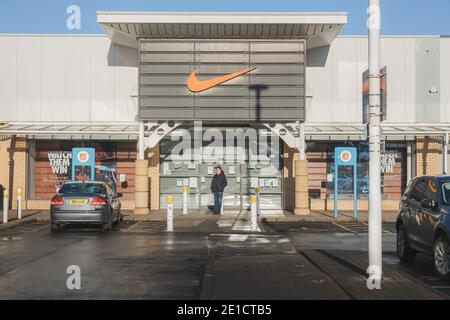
[159,129,283,210]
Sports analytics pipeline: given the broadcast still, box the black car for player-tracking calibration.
[397,175,450,279]
[50,181,122,231]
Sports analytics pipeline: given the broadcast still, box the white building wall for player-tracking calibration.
[306,36,448,124]
[307,36,367,123]
[0,34,448,125]
[380,37,416,123]
[441,38,450,122]
[0,35,137,123]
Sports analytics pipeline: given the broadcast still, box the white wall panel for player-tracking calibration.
[66,38,91,122]
[306,46,333,122]
[90,38,115,122]
[0,37,17,121]
[113,45,138,122]
[332,38,359,122]
[307,36,421,124]
[0,35,137,123]
[441,38,450,122]
[356,37,368,123]
[404,38,417,123]
[17,37,41,121]
[380,38,416,122]
[41,37,67,121]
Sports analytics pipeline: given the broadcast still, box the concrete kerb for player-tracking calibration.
[0,210,46,231]
[124,209,399,226]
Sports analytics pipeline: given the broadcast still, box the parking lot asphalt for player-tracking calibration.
[0,213,448,300]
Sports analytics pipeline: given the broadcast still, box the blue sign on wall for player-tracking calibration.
[334,147,358,219]
[71,148,95,181]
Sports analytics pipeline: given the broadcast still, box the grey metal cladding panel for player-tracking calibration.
[139,108,194,119]
[195,42,248,52]
[140,53,194,63]
[250,108,304,121]
[195,97,248,108]
[415,38,441,123]
[195,53,249,64]
[139,40,305,121]
[140,64,192,74]
[140,41,194,52]
[195,86,249,97]
[195,109,250,120]
[250,98,305,108]
[141,75,188,85]
[250,76,305,86]
[249,86,305,97]
[250,53,304,64]
[250,64,303,75]
[140,97,194,107]
[251,42,303,52]
[195,64,250,74]
[140,86,191,97]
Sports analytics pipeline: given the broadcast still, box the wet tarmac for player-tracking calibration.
[0,217,448,299]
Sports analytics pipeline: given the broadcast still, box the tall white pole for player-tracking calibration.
[250,195,258,232]
[367,0,383,284]
[3,189,8,224]
[298,121,306,161]
[182,187,188,215]
[17,188,22,220]
[443,133,448,174]
[167,196,174,232]
[138,121,145,160]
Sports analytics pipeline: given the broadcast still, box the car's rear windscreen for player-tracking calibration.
[58,183,106,195]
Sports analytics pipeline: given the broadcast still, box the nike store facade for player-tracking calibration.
[1,12,450,214]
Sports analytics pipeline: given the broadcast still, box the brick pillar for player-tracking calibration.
[0,137,27,210]
[283,144,299,213]
[294,159,310,215]
[147,145,160,211]
[134,159,149,214]
[416,136,441,176]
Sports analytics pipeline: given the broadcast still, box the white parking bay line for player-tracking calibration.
[331,221,359,234]
[361,221,393,234]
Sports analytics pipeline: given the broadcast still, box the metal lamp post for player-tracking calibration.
[367,0,383,287]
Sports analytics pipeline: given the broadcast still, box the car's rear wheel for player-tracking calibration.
[102,212,112,231]
[50,223,60,232]
[397,224,416,264]
[434,235,450,280]
[113,212,121,226]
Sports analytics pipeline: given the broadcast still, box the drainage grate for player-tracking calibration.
[121,221,166,234]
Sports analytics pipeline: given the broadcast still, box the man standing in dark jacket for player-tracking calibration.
[211,166,227,214]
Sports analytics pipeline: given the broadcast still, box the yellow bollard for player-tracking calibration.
[166,196,174,232]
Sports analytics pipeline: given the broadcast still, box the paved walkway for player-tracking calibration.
[122,209,399,224]
[0,210,45,230]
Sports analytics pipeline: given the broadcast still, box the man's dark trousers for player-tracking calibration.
[214,191,223,214]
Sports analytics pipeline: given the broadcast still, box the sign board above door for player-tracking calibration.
[138,39,306,122]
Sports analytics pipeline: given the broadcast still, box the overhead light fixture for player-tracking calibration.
[429,86,438,94]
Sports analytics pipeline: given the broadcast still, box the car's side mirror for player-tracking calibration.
[116,192,123,198]
[421,198,438,210]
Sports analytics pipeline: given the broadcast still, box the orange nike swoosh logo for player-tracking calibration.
[187,67,257,93]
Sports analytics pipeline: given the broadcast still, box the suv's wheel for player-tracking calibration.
[50,223,60,232]
[434,235,450,280]
[397,224,416,264]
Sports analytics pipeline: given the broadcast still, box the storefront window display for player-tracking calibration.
[306,141,407,200]
[31,140,136,199]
